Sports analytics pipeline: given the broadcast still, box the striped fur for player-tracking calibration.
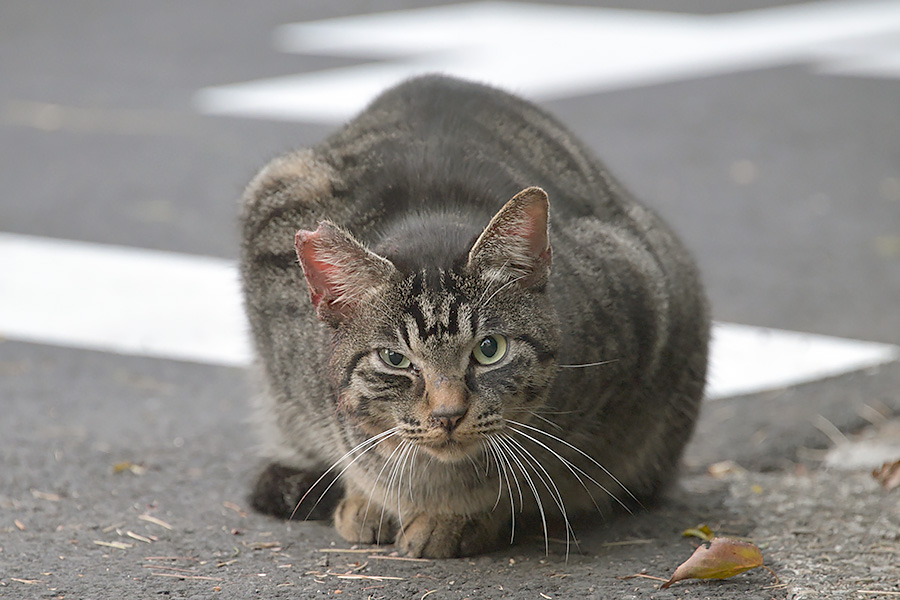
[240,75,710,558]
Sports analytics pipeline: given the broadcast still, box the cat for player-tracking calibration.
[239,74,710,558]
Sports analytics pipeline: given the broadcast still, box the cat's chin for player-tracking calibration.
[417,438,481,463]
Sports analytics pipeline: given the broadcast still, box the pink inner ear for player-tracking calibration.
[493,190,548,260]
[520,198,549,257]
[295,228,338,309]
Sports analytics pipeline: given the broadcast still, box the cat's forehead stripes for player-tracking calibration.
[400,269,479,350]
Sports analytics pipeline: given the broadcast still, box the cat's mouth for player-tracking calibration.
[417,436,480,462]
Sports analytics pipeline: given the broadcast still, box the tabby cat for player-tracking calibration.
[240,75,709,558]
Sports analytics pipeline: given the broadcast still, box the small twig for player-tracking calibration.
[601,539,654,547]
[142,565,199,574]
[857,592,900,597]
[421,590,437,599]
[368,554,433,563]
[30,489,61,502]
[139,514,173,530]
[223,501,248,517]
[248,541,281,550]
[307,565,405,582]
[126,531,153,544]
[352,561,370,572]
[616,573,669,583]
[151,572,223,581]
[319,548,387,554]
[93,540,132,550]
[335,573,404,581]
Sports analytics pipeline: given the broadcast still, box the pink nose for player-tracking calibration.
[431,405,468,432]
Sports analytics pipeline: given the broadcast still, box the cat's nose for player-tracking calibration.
[426,373,469,432]
[431,405,468,432]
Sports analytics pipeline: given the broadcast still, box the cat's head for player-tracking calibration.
[295,187,559,462]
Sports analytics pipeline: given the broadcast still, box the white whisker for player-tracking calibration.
[480,274,527,309]
[371,439,408,543]
[483,438,505,511]
[500,432,576,559]
[385,440,413,541]
[480,443,493,478]
[406,444,419,502]
[475,259,513,306]
[557,358,619,369]
[486,435,519,544]
[507,419,640,510]
[293,427,400,520]
[494,434,549,555]
[507,424,603,515]
[525,410,565,432]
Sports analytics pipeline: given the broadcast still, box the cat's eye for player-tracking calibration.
[378,348,412,369]
[472,335,508,365]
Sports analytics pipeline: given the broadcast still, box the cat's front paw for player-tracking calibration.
[333,494,397,545]
[395,512,507,558]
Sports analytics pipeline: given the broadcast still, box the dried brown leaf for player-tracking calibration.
[662,537,764,589]
[873,459,900,491]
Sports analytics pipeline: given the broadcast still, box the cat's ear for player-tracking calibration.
[295,221,397,324]
[467,186,551,289]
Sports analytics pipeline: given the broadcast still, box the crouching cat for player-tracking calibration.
[239,75,709,558]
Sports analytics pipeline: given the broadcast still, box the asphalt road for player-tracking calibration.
[2,1,899,598]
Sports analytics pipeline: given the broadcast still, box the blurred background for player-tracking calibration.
[1,1,898,595]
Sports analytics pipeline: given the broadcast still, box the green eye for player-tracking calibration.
[472,335,508,365]
[379,349,411,369]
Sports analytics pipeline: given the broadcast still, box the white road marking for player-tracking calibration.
[194,0,900,123]
[1,233,897,398]
[0,233,251,367]
[706,324,898,400]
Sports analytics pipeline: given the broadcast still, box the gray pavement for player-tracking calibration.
[2,1,899,598]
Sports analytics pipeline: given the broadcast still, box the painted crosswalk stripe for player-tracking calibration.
[1,232,897,398]
[195,0,900,123]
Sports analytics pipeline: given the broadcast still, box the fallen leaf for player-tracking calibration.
[113,461,146,475]
[662,537,764,589]
[873,459,900,491]
[682,524,715,542]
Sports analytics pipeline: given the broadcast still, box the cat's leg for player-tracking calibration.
[333,492,398,545]
[395,510,510,558]
[249,463,343,521]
